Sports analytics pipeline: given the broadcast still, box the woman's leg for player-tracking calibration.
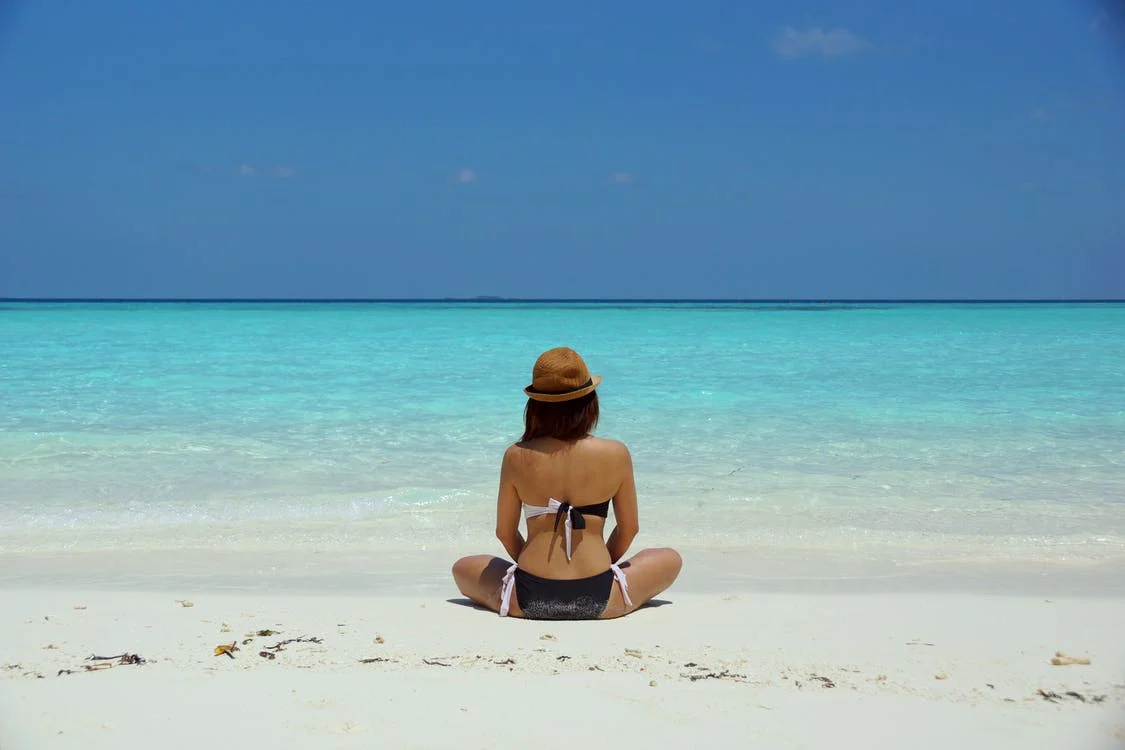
[451,555,521,615]
[601,547,683,619]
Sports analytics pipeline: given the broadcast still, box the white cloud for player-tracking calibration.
[696,33,722,53]
[610,172,635,184]
[188,163,296,179]
[774,26,869,58]
[1090,6,1124,34]
[453,168,477,184]
[233,164,298,179]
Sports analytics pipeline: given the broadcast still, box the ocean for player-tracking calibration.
[2,301,1123,569]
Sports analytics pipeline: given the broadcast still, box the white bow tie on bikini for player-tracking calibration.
[522,497,587,560]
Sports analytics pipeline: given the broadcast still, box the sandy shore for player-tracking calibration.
[2,581,1123,750]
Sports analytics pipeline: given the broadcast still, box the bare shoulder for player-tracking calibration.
[501,442,529,470]
[584,436,632,464]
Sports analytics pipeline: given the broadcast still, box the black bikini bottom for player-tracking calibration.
[514,568,614,620]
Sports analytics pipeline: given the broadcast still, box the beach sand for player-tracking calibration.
[2,555,1124,750]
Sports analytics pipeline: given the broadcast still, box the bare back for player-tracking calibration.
[500,435,638,580]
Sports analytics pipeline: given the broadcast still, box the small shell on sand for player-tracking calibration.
[213,643,239,658]
[1050,651,1091,666]
[175,600,194,608]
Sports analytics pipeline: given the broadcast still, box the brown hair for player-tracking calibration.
[521,392,599,442]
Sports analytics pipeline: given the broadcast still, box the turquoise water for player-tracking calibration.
[1,302,1123,563]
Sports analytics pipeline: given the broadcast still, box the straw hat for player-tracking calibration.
[524,347,602,403]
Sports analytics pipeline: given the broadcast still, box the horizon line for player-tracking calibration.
[1,297,1123,304]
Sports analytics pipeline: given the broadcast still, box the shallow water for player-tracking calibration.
[2,302,1123,564]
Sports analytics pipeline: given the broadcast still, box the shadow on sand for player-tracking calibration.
[445,597,673,612]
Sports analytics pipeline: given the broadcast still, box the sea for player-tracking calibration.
[2,301,1123,573]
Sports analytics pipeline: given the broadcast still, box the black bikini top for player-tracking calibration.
[571,499,610,518]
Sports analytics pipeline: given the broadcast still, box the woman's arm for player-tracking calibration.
[495,446,526,561]
[607,444,639,563]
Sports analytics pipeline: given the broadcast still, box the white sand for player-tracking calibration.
[2,583,1123,749]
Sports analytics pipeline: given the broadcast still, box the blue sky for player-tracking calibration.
[1,0,1123,299]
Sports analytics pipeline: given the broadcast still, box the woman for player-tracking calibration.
[452,347,682,619]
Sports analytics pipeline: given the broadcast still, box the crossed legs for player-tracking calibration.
[450,547,682,619]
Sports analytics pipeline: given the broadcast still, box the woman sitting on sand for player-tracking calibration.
[452,347,682,619]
